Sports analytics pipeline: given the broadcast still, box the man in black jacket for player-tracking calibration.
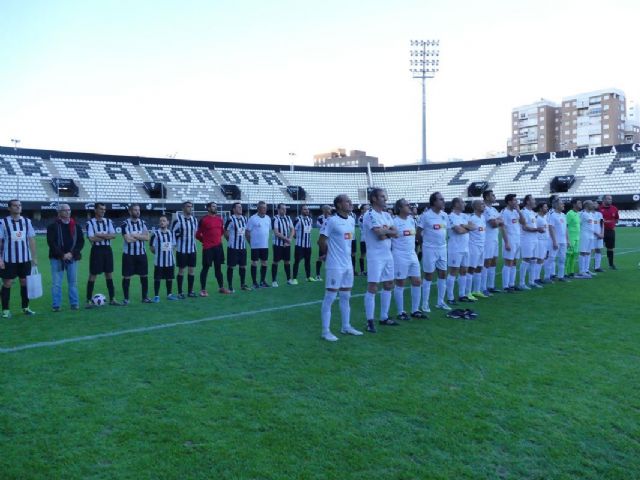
[46,203,84,311]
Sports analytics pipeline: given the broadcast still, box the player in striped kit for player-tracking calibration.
[318,194,362,341]
[545,197,570,282]
[357,204,369,276]
[224,202,251,292]
[391,199,424,320]
[363,188,399,333]
[314,205,332,280]
[292,205,316,283]
[85,203,121,308]
[150,215,178,302]
[172,201,198,298]
[0,200,38,318]
[271,203,294,287]
[500,194,523,292]
[121,204,151,304]
[481,190,502,295]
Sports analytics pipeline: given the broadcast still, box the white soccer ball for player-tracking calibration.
[92,293,106,306]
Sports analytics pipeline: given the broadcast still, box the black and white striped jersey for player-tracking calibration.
[87,217,115,247]
[151,229,175,267]
[121,218,148,256]
[272,215,294,247]
[0,216,36,263]
[294,215,313,248]
[225,215,247,250]
[171,214,198,254]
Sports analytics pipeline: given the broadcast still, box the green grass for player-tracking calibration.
[1,229,639,479]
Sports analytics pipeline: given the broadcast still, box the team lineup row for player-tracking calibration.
[0,192,620,330]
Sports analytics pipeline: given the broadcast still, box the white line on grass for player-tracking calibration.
[0,295,364,354]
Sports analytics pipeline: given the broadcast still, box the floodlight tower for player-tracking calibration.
[409,40,440,164]
[10,138,21,152]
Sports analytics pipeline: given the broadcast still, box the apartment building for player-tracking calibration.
[509,99,560,156]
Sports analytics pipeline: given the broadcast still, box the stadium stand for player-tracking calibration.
[1,144,639,212]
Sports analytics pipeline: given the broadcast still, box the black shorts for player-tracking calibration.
[273,245,291,262]
[251,248,269,262]
[360,241,367,255]
[122,254,148,277]
[351,239,357,254]
[0,261,31,280]
[202,245,224,267]
[604,229,616,250]
[176,252,197,269]
[294,246,312,261]
[89,246,114,275]
[227,248,247,267]
[154,265,175,280]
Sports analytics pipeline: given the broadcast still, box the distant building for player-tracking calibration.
[313,149,380,167]
[508,88,640,155]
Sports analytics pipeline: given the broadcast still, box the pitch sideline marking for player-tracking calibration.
[0,294,364,354]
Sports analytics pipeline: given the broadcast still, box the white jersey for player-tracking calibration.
[418,209,448,249]
[246,213,271,249]
[592,211,603,236]
[536,214,548,241]
[548,209,567,244]
[391,216,418,259]
[483,205,500,242]
[363,209,394,257]
[468,213,486,247]
[447,211,469,253]
[321,214,355,270]
[520,208,538,242]
[580,211,597,238]
[500,208,521,243]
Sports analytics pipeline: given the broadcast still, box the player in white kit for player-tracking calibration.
[518,195,542,291]
[318,194,363,341]
[500,194,524,292]
[446,198,475,303]
[417,192,450,311]
[467,200,487,298]
[481,190,503,295]
[592,204,605,272]
[577,200,597,278]
[532,202,551,287]
[362,188,399,333]
[544,196,569,282]
[391,198,425,320]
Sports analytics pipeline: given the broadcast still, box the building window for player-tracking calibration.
[604,95,610,100]
[604,124,609,130]
[604,134,610,139]
[565,130,570,135]
[604,105,609,110]
[540,125,545,130]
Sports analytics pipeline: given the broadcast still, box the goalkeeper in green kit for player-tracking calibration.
[565,198,581,277]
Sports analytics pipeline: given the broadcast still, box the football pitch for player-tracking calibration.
[1,229,639,479]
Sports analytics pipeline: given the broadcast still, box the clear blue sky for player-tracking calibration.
[1,0,639,165]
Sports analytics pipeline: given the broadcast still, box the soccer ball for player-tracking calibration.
[92,294,106,306]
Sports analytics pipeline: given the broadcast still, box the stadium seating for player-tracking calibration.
[1,146,639,208]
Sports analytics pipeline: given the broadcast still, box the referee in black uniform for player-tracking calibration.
[85,202,121,307]
[0,199,38,318]
[271,203,294,287]
[292,205,315,283]
[172,201,198,299]
[121,204,151,304]
[224,202,250,292]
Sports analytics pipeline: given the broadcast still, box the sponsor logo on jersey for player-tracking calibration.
[478,227,484,232]
[344,232,352,240]
[512,219,518,223]
[433,224,442,230]
[403,229,414,236]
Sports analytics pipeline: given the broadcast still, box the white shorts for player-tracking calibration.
[393,253,421,279]
[535,239,548,259]
[547,240,557,258]
[422,246,447,273]
[579,235,594,253]
[468,244,484,268]
[521,240,537,259]
[502,239,520,261]
[325,267,354,290]
[367,254,394,283]
[448,250,469,268]
[595,238,604,249]
[483,238,499,259]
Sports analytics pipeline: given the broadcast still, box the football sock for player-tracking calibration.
[338,290,351,329]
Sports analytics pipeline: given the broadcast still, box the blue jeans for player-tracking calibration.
[50,259,79,308]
